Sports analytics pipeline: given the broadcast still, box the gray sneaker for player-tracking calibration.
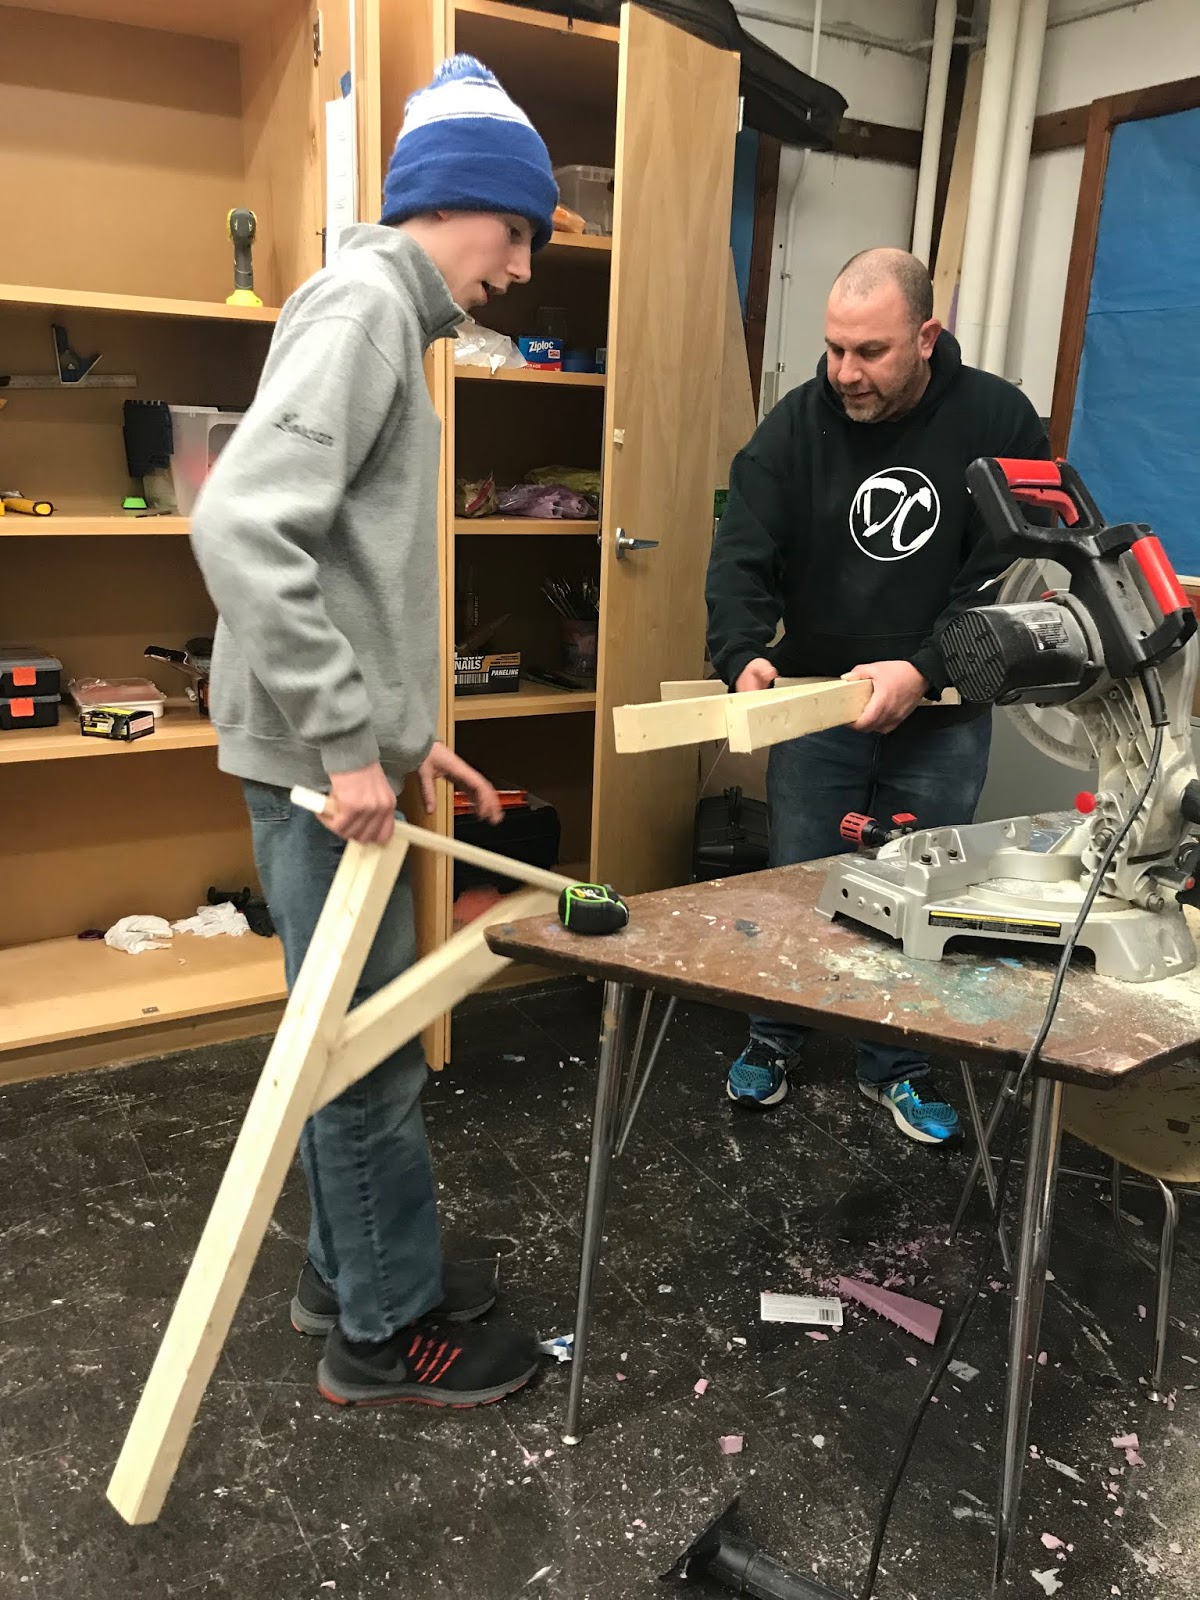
[290,1259,499,1336]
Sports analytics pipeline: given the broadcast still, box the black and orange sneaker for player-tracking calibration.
[290,1260,498,1337]
[317,1318,539,1408]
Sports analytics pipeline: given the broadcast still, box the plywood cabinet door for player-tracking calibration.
[591,3,740,893]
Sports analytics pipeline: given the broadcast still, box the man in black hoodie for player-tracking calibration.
[706,247,1048,1145]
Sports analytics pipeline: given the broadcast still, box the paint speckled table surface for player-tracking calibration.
[486,860,1200,1086]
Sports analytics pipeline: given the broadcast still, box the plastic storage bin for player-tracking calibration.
[553,165,615,236]
[0,647,62,699]
[168,405,243,515]
[1,695,59,731]
[70,678,167,718]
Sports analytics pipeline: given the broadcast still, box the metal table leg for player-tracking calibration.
[616,995,677,1157]
[563,980,631,1445]
[993,1077,1064,1590]
[959,1063,1013,1273]
[949,1068,1018,1246]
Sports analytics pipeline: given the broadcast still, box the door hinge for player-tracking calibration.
[313,10,323,64]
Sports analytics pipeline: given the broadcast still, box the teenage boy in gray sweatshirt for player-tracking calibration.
[190,56,557,1409]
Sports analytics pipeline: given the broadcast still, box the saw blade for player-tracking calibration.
[995,559,1096,771]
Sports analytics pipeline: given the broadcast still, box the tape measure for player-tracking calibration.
[558,882,630,936]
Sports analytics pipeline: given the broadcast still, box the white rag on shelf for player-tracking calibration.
[104,902,249,953]
[105,915,174,955]
[172,903,250,938]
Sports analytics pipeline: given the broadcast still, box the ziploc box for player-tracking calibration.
[518,336,563,371]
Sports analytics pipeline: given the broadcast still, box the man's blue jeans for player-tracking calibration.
[749,711,993,1086]
[243,780,443,1343]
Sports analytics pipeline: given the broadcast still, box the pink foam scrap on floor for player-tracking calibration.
[906,1356,919,1366]
[616,1373,626,1382]
[1125,1447,1144,1467]
[807,1331,830,1342]
[1138,1305,1147,1319]
[836,1277,942,1344]
[1041,1534,1065,1550]
[1038,1352,1048,1366]
[1112,1433,1139,1449]
[989,1280,1005,1292]
[694,1378,709,1395]
[719,1435,744,1455]
[1114,1507,1125,1517]
[632,1519,648,1530]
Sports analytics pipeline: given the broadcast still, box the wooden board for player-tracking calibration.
[0,713,215,766]
[714,251,757,493]
[455,685,597,721]
[0,930,284,1054]
[0,306,270,513]
[0,749,259,947]
[453,519,599,537]
[12,0,296,42]
[241,0,323,308]
[1,7,246,302]
[0,283,279,322]
[932,51,984,328]
[612,678,871,754]
[457,367,606,389]
[107,834,407,1525]
[485,858,1200,1087]
[590,5,739,895]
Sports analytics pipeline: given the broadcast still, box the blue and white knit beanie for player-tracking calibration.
[381,55,558,252]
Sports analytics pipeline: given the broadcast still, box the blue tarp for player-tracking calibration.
[1068,106,1200,571]
[730,127,759,316]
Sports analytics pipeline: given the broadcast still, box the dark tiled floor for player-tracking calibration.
[2,981,1199,1598]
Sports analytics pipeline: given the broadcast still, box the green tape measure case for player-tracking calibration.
[558,882,630,936]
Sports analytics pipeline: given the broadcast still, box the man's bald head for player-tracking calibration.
[833,247,934,328]
[824,247,941,423]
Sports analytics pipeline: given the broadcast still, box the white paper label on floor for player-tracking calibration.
[760,1293,844,1328]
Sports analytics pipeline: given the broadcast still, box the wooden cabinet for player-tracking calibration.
[376,0,739,1063]
[0,0,739,1083]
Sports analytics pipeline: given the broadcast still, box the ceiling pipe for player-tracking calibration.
[981,0,1051,374]
[910,0,958,266]
[955,0,1022,367]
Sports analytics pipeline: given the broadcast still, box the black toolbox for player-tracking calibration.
[454,796,561,894]
[693,785,769,880]
[0,646,62,700]
[0,694,60,731]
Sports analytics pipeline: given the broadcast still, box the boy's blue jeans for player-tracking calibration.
[748,712,993,1085]
[243,780,443,1342]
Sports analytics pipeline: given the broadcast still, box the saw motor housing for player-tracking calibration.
[817,457,1200,981]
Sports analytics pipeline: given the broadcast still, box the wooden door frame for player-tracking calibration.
[1050,74,1200,457]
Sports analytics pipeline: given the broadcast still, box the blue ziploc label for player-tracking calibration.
[518,336,563,368]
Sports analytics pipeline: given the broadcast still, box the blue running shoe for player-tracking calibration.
[859,1076,960,1145]
[726,1039,789,1109]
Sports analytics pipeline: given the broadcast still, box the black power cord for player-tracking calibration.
[854,670,1168,1600]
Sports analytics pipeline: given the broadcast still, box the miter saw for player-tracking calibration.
[817,456,1200,982]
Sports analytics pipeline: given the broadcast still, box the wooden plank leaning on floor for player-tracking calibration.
[107,805,574,1526]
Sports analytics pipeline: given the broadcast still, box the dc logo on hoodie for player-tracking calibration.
[849,467,941,562]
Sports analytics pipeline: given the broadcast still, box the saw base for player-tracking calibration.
[816,816,1196,983]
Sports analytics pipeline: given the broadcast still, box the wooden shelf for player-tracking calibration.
[455,518,599,537]
[455,0,619,45]
[456,367,606,388]
[0,931,286,1057]
[454,683,597,721]
[547,232,612,258]
[0,282,280,325]
[0,712,215,766]
[10,2,291,47]
[0,506,191,537]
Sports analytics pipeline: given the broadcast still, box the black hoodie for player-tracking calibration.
[705,331,1049,701]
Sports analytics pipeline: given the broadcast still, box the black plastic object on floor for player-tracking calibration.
[208,886,274,939]
[663,1499,850,1599]
[453,796,562,895]
[502,0,847,149]
[693,786,769,881]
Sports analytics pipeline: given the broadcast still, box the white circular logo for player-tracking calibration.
[849,467,941,562]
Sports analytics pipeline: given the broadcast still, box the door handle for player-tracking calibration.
[608,526,660,559]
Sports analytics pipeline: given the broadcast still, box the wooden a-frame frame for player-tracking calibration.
[107,799,574,1525]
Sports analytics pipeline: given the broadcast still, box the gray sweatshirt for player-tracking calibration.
[190,225,462,792]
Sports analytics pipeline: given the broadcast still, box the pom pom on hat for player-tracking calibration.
[381,55,557,251]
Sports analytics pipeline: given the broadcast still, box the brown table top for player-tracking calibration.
[485,861,1200,1086]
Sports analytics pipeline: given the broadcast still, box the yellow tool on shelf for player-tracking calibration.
[1,492,53,516]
